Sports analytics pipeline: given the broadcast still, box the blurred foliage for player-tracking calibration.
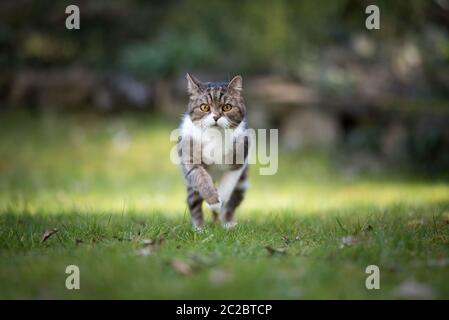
[120,33,219,79]
[1,0,448,77]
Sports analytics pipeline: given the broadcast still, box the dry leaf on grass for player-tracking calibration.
[282,235,301,245]
[142,238,164,247]
[171,259,192,275]
[406,219,425,228]
[135,247,152,256]
[135,237,164,256]
[188,252,217,268]
[265,246,287,256]
[141,238,164,247]
[393,280,436,299]
[340,235,359,247]
[209,270,233,286]
[41,228,58,242]
[340,231,372,248]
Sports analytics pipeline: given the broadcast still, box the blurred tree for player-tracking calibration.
[1,0,446,77]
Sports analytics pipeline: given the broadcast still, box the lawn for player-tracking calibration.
[0,112,448,299]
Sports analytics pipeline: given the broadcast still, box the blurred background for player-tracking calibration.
[2,0,449,300]
[1,0,449,174]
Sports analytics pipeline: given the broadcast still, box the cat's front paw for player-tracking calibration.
[206,198,222,212]
[222,221,238,230]
[192,225,205,232]
[191,218,204,231]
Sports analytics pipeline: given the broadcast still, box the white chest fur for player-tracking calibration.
[180,116,248,203]
[201,128,234,168]
[181,116,246,168]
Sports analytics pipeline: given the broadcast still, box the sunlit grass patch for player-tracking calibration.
[0,112,448,299]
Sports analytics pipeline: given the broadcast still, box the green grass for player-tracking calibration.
[1,112,449,299]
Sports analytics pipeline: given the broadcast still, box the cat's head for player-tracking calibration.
[186,73,246,129]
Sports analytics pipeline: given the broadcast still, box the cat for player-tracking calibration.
[177,73,249,230]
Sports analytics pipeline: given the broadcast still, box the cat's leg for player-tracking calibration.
[187,186,204,229]
[217,165,246,204]
[184,165,221,229]
[179,137,221,208]
[218,166,248,228]
[211,210,219,223]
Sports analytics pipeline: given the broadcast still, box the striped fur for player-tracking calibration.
[179,74,249,229]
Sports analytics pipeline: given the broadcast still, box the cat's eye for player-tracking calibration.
[199,104,210,112]
[222,104,232,112]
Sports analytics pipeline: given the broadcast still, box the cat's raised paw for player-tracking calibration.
[206,198,222,212]
[191,219,204,232]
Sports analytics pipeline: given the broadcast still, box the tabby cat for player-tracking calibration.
[177,73,249,229]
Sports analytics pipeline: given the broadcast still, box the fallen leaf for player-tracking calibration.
[135,247,152,256]
[171,259,192,275]
[394,280,435,299]
[406,219,425,228]
[340,235,359,247]
[188,253,215,267]
[282,235,290,245]
[135,237,164,256]
[142,239,156,246]
[209,270,233,286]
[265,246,287,256]
[143,237,164,248]
[41,228,58,242]
[282,235,300,245]
[340,229,372,248]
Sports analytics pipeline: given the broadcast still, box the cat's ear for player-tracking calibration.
[186,73,203,95]
[227,75,243,92]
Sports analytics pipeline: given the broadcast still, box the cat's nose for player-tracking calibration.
[213,114,221,122]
